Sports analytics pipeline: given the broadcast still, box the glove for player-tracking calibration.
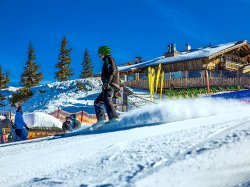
[12,123,17,129]
[114,90,121,98]
[102,82,109,90]
[25,124,30,131]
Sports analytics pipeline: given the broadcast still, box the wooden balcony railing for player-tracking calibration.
[123,77,250,89]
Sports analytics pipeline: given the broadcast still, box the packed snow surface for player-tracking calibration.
[0,97,250,186]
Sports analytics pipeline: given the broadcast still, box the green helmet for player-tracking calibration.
[98,46,111,56]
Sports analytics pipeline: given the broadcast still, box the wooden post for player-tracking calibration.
[136,73,140,81]
[220,70,223,78]
[168,72,171,88]
[169,72,171,80]
[81,110,84,123]
[9,109,12,120]
[206,70,210,94]
[124,74,127,82]
[56,107,60,118]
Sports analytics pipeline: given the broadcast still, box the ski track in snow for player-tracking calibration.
[135,123,250,187]
[1,110,250,186]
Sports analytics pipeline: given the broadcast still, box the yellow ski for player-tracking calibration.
[151,68,155,100]
[160,71,164,100]
[155,64,162,93]
[148,67,151,94]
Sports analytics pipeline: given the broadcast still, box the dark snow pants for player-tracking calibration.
[15,128,28,141]
[94,88,119,122]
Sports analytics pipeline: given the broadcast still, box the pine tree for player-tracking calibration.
[0,66,5,89]
[0,66,8,107]
[0,92,6,107]
[55,36,74,81]
[80,48,93,78]
[4,71,10,87]
[20,43,43,87]
[0,66,10,89]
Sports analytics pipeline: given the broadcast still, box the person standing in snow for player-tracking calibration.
[7,132,13,142]
[94,46,120,123]
[2,128,7,143]
[1,128,7,143]
[69,114,81,130]
[14,106,29,140]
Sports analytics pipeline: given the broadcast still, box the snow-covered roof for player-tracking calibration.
[118,41,247,72]
[243,64,250,70]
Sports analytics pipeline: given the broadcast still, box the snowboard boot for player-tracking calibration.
[90,119,106,131]
[107,117,120,124]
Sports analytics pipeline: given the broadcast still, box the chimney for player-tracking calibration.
[165,43,180,57]
[186,43,191,51]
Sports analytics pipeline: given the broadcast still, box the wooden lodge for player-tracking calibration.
[119,40,250,89]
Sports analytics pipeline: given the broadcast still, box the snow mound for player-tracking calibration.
[104,97,250,130]
[23,112,62,128]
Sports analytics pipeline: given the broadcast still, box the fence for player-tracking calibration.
[49,108,97,124]
[123,77,250,90]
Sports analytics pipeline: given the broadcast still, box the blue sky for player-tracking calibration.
[0,0,250,83]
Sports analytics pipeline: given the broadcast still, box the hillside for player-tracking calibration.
[0,96,250,186]
[1,78,102,114]
[0,79,250,186]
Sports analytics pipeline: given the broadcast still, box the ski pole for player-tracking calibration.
[115,95,139,108]
[122,85,158,104]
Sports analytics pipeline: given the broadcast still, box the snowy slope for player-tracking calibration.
[0,98,250,186]
[24,78,102,114]
[0,78,102,114]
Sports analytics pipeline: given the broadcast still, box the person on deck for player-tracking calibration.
[69,114,81,130]
[14,106,29,140]
[94,46,120,123]
[62,116,71,132]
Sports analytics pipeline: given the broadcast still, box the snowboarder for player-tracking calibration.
[14,106,29,141]
[94,46,120,124]
[62,116,71,132]
[69,114,81,130]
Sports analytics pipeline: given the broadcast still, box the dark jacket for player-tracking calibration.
[62,121,71,131]
[101,55,120,88]
[71,119,81,129]
[14,111,26,129]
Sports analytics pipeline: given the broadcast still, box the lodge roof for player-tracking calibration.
[118,40,250,72]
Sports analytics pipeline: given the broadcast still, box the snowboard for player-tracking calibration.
[89,121,106,131]
[89,119,120,131]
